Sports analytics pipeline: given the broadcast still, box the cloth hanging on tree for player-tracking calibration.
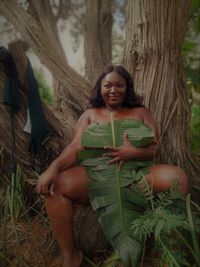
[0,46,20,114]
[25,60,51,153]
[0,46,20,173]
[1,46,51,155]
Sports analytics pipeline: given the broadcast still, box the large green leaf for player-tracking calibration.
[82,119,154,148]
[79,119,154,267]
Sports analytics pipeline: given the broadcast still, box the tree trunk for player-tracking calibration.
[123,0,199,189]
[84,0,112,84]
[0,0,90,127]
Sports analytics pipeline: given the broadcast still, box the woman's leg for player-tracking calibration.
[45,166,90,267]
[144,164,189,194]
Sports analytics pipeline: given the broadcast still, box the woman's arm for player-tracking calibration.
[36,110,91,194]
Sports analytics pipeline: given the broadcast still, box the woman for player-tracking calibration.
[36,66,188,267]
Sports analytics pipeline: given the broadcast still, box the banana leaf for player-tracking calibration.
[79,119,154,267]
[82,119,154,148]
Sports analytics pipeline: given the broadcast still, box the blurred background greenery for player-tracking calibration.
[182,0,200,153]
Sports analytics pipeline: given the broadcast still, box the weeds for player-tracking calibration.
[0,156,54,267]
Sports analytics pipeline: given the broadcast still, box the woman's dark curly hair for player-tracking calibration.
[90,65,143,108]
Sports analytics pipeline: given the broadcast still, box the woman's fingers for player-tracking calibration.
[50,183,55,195]
[118,160,125,171]
[107,157,120,164]
[103,151,118,157]
[107,158,125,171]
[104,146,118,151]
[123,133,128,142]
[44,183,51,194]
[124,133,132,145]
[36,181,50,195]
[36,183,43,194]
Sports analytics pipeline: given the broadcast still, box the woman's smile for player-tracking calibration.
[108,94,120,100]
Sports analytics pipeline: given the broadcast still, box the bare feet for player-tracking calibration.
[63,249,84,267]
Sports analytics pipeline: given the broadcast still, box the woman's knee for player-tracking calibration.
[54,166,89,202]
[145,164,189,194]
[55,172,75,196]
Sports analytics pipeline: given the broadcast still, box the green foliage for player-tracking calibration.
[189,0,200,35]
[131,188,200,267]
[100,251,120,267]
[182,1,200,153]
[189,104,200,152]
[82,117,154,148]
[80,116,154,267]
[2,166,26,266]
[182,0,200,93]
[34,70,53,105]
[182,1,200,155]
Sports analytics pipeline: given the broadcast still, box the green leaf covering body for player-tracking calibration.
[79,119,154,267]
[82,119,154,148]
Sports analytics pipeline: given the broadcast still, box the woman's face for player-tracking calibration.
[101,72,126,109]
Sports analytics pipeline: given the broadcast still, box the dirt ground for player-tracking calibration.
[0,215,113,267]
[0,215,158,267]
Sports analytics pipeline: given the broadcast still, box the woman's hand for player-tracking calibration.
[103,133,138,169]
[36,164,58,195]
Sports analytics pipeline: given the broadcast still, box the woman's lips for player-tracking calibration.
[108,95,119,100]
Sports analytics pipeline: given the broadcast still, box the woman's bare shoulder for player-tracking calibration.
[77,108,99,123]
[130,107,153,118]
[125,106,149,118]
[78,108,94,118]
[82,108,99,114]
[133,106,149,114]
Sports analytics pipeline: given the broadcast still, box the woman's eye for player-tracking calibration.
[105,84,111,88]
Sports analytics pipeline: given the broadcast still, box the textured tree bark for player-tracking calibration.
[73,205,110,256]
[0,0,90,127]
[84,0,112,84]
[123,0,199,189]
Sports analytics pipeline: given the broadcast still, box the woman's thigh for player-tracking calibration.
[55,165,90,204]
[144,164,189,194]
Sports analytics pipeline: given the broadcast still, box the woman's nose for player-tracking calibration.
[110,86,116,92]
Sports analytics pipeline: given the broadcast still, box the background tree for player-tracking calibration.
[84,0,112,84]
[123,0,199,189]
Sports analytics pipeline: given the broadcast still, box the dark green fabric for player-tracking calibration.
[25,61,51,152]
[3,75,20,114]
[1,47,20,173]
[2,49,20,114]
